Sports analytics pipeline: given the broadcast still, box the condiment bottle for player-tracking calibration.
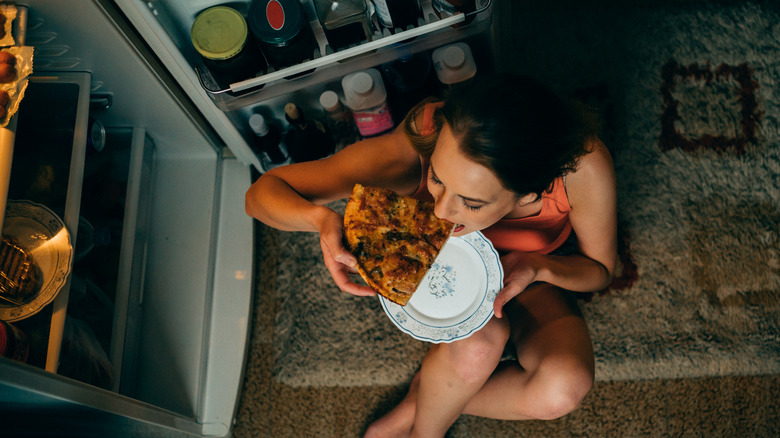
[314,0,373,51]
[319,90,361,151]
[190,6,267,90]
[0,320,29,363]
[431,42,477,93]
[248,113,290,169]
[248,0,317,70]
[368,0,421,31]
[342,68,395,137]
[284,103,336,162]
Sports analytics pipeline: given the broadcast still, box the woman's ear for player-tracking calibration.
[517,193,538,206]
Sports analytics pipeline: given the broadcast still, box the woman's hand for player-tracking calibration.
[317,210,377,298]
[493,251,539,318]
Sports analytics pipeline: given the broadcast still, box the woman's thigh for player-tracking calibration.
[505,283,594,375]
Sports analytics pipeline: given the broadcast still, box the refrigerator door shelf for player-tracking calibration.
[112,0,493,173]
[202,0,493,110]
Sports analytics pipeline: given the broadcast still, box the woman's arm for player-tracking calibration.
[245,125,423,296]
[245,126,422,230]
[494,139,617,317]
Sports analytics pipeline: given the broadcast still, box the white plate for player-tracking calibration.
[1,200,73,322]
[379,231,503,343]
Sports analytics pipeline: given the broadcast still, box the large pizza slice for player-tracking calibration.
[343,184,454,305]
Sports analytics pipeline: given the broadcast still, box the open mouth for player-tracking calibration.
[453,224,465,233]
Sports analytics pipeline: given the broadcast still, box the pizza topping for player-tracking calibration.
[343,184,454,305]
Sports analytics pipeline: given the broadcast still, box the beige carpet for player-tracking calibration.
[234,0,779,436]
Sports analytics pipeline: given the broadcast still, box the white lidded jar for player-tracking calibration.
[431,42,477,88]
[341,68,395,137]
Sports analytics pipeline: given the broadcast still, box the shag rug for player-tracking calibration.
[263,0,780,388]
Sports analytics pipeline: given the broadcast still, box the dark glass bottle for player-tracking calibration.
[319,91,361,151]
[284,103,336,162]
[369,0,421,31]
[249,114,290,168]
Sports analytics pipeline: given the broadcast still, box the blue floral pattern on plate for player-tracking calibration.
[379,231,503,343]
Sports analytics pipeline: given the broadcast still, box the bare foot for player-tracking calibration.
[364,372,421,438]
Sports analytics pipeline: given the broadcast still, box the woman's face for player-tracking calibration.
[428,123,521,237]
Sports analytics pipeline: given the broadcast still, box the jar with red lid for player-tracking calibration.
[191,6,267,90]
[248,0,318,71]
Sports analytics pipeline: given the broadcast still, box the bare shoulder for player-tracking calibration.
[578,138,614,176]
[566,137,616,209]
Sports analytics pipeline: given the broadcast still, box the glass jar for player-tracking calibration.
[190,6,267,90]
[248,0,318,70]
[314,0,373,51]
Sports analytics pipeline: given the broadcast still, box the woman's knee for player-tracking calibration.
[525,357,594,420]
[445,318,510,385]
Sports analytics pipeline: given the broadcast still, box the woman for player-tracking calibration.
[245,73,617,437]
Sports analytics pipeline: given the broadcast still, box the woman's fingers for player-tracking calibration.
[493,282,524,318]
[320,235,376,297]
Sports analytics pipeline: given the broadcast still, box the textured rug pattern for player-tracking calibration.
[267,1,780,387]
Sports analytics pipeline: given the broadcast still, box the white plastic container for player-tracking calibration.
[431,42,477,87]
[341,68,395,137]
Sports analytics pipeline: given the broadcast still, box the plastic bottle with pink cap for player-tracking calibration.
[341,68,395,138]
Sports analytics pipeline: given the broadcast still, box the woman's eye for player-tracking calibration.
[429,174,442,185]
[463,201,483,212]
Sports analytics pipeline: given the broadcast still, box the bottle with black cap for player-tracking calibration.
[284,103,335,163]
[248,113,290,169]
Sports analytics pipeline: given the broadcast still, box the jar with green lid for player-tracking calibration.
[191,6,267,90]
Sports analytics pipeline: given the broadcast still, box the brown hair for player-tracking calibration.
[403,73,598,200]
[402,97,444,157]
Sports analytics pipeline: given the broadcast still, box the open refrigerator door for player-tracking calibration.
[115,0,496,173]
[1,1,253,436]
[1,0,497,436]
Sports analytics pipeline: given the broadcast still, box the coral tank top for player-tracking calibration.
[412,102,572,254]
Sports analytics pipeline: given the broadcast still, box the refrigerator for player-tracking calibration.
[0,0,496,436]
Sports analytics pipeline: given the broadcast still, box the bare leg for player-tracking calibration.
[364,317,510,438]
[410,317,511,437]
[462,284,595,420]
[363,372,421,438]
[366,284,594,436]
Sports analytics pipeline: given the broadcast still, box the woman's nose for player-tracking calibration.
[433,194,457,221]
